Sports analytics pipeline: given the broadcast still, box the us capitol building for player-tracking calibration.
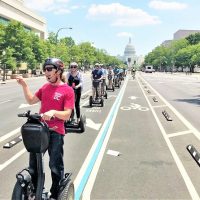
[123,38,137,68]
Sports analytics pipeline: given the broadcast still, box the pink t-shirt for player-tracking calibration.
[35,83,74,135]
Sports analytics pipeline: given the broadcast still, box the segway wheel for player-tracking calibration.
[79,115,85,133]
[112,85,115,91]
[57,181,74,200]
[106,85,108,90]
[89,96,92,107]
[104,92,107,99]
[101,99,104,107]
[12,181,27,200]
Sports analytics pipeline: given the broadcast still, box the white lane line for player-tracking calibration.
[140,77,200,141]
[82,89,91,96]
[75,77,128,200]
[148,94,156,96]
[138,75,200,200]
[0,100,12,105]
[152,105,167,108]
[0,127,21,143]
[0,148,26,171]
[168,130,192,138]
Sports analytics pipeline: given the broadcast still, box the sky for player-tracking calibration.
[24,0,200,57]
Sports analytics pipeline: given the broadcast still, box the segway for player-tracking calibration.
[65,111,86,133]
[101,78,108,99]
[89,79,104,107]
[12,110,74,200]
[106,74,115,91]
[114,75,120,88]
[65,85,86,133]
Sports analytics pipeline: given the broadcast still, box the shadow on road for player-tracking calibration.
[174,95,200,106]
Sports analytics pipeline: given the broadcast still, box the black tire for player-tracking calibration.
[79,116,85,133]
[12,181,26,200]
[106,85,108,90]
[101,99,104,107]
[105,92,107,99]
[89,96,92,107]
[57,182,74,200]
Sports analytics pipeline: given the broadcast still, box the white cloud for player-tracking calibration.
[117,32,132,38]
[24,0,71,14]
[149,0,188,10]
[56,0,70,2]
[70,5,80,10]
[54,8,71,15]
[87,3,161,27]
[24,0,54,12]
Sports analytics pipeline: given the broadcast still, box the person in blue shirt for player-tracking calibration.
[113,67,120,75]
[113,67,120,86]
[91,63,103,99]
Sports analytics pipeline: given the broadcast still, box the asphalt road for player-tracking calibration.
[1,72,200,199]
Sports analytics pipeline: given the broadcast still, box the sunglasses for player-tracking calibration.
[70,66,77,69]
[43,66,55,72]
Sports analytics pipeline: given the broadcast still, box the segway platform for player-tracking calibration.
[65,115,86,133]
[89,96,104,107]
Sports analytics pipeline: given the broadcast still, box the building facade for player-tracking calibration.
[173,29,200,40]
[0,0,47,39]
[162,29,200,47]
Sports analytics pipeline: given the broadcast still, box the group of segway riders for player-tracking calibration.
[89,63,126,107]
[14,57,126,200]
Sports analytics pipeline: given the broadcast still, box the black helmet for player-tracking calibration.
[43,58,64,71]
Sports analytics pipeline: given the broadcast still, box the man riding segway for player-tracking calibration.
[16,58,75,200]
[65,62,86,133]
[89,63,104,107]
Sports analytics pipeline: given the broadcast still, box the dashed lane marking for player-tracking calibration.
[138,75,200,200]
[0,100,12,105]
[0,127,21,143]
[152,105,167,108]
[167,130,192,138]
[0,148,26,172]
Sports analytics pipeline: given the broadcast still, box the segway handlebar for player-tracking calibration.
[18,110,54,121]
[18,110,41,120]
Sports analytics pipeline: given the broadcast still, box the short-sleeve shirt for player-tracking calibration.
[92,69,103,79]
[66,71,83,91]
[35,83,74,135]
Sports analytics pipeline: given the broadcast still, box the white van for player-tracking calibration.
[145,66,155,73]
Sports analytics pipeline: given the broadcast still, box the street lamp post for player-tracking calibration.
[55,27,72,56]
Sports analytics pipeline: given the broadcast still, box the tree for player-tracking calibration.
[60,37,75,47]
[186,33,200,45]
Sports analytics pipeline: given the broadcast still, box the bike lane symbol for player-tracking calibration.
[120,102,149,111]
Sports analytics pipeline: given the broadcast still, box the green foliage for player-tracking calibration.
[144,36,200,72]
[186,33,200,45]
[0,20,122,73]
[60,37,75,47]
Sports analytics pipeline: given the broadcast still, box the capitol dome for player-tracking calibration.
[124,38,135,56]
[123,37,136,68]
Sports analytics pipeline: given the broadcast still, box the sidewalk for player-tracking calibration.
[0,75,44,84]
[1,70,92,84]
